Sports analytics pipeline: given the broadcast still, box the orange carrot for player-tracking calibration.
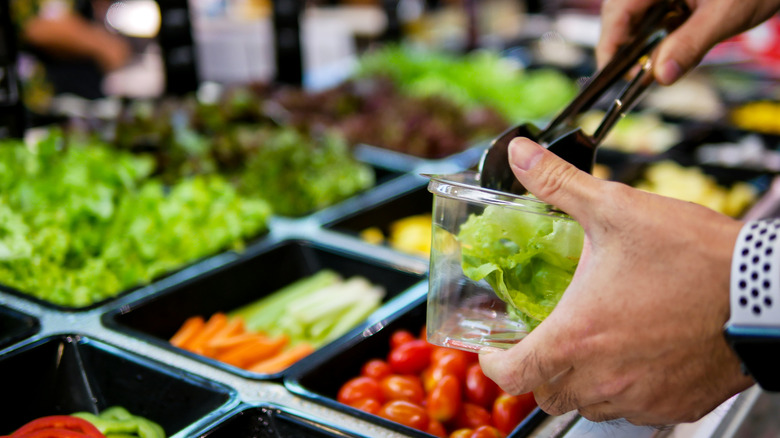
[170,316,205,348]
[208,332,261,355]
[183,312,228,354]
[247,343,315,374]
[203,316,245,356]
[215,334,289,368]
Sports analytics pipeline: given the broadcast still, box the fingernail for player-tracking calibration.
[657,59,682,85]
[509,138,544,171]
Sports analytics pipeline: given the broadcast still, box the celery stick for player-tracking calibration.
[230,270,341,331]
[290,278,372,324]
[318,287,385,345]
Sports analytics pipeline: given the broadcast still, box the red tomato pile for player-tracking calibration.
[336,329,537,438]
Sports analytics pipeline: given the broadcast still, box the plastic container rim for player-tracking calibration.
[426,171,575,220]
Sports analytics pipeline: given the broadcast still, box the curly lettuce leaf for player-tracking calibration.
[458,205,583,328]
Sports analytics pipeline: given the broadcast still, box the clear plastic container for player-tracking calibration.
[426,171,584,352]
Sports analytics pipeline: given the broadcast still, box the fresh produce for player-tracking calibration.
[731,101,780,135]
[169,271,385,373]
[8,415,105,438]
[633,161,758,217]
[577,110,682,154]
[357,46,578,123]
[229,270,386,347]
[71,407,165,438]
[8,408,165,438]
[0,132,270,307]
[456,205,584,330]
[113,98,376,217]
[336,329,537,437]
[271,78,509,158]
[361,214,432,257]
[169,312,299,373]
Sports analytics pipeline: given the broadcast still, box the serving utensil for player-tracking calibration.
[479,0,690,195]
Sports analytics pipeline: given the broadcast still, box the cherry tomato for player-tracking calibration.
[379,374,425,404]
[347,397,382,415]
[12,416,104,438]
[388,340,431,374]
[431,349,469,381]
[427,418,447,438]
[492,393,536,435]
[377,400,429,431]
[361,359,392,380]
[469,425,504,438]
[449,429,474,438]
[465,363,499,409]
[337,376,383,405]
[455,403,492,430]
[426,374,461,422]
[390,330,416,349]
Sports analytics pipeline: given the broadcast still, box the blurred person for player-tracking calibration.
[11,0,130,112]
[479,0,780,426]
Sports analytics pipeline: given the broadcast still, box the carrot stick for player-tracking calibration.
[247,343,315,374]
[215,334,289,368]
[170,316,205,348]
[203,316,246,356]
[208,332,261,355]
[183,312,228,354]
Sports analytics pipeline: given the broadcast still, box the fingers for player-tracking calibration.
[508,138,601,226]
[479,313,573,396]
[596,0,658,69]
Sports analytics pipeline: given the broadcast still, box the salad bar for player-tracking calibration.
[2,25,780,438]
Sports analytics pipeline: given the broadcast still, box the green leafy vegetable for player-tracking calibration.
[457,205,584,329]
[0,131,270,307]
[357,45,578,122]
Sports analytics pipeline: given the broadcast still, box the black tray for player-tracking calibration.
[0,334,235,435]
[104,238,427,380]
[326,185,433,241]
[197,404,364,438]
[285,297,547,438]
[0,305,39,350]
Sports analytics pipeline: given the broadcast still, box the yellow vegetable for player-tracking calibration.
[633,161,757,217]
[360,214,433,257]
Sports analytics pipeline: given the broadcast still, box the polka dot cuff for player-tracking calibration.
[730,219,780,326]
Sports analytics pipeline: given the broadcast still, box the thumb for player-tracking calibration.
[508,138,600,225]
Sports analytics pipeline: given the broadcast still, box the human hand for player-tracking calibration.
[596,0,780,85]
[92,29,131,72]
[478,138,754,426]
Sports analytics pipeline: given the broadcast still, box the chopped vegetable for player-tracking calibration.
[230,270,385,347]
[457,205,583,329]
[71,407,165,438]
[633,161,758,217]
[247,343,316,374]
[10,416,105,438]
[361,215,432,257]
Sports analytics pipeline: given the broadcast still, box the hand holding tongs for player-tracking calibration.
[479,0,690,195]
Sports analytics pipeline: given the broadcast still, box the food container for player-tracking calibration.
[0,306,39,350]
[285,297,547,438]
[197,404,363,438]
[426,172,584,352]
[0,334,235,435]
[104,239,427,379]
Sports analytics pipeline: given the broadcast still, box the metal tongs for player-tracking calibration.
[479,0,690,195]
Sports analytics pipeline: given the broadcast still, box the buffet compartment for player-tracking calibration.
[198,404,363,438]
[0,334,234,435]
[285,297,547,438]
[0,305,39,350]
[104,239,427,380]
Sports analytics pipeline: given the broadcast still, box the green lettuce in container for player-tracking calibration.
[457,204,584,329]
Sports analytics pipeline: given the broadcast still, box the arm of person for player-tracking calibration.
[596,0,780,84]
[478,137,755,425]
[21,12,129,72]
